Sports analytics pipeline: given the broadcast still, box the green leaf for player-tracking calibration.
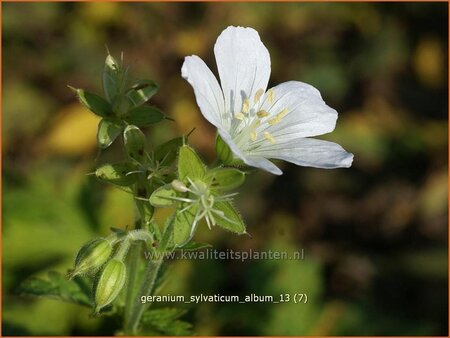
[126,80,159,107]
[178,145,206,183]
[214,201,246,234]
[123,106,165,127]
[176,242,212,251]
[97,118,123,149]
[95,162,139,186]
[72,88,112,118]
[149,184,177,207]
[207,168,245,192]
[174,204,198,246]
[19,271,92,307]
[154,137,184,166]
[124,125,146,162]
[140,308,192,336]
[103,54,121,102]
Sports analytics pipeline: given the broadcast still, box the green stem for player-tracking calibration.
[127,257,163,335]
[123,242,142,330]
[124,213,175,335]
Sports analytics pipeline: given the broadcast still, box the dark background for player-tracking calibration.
[2,2,448,336]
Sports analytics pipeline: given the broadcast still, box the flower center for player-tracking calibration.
[230,88,289,151]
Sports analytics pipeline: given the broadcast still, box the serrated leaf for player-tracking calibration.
[124,125,146,162]
[214,201,246,234]
[19,271,92,307]
[140,308,192,336]
[174,204,198,246]
[97,118,123,149]
[103,54,121,102]
[154,137,184,166]
[176,242,212,251]
[126,80,159,107]
[123,106,165,127]
[73,88,112,118]
[149,184,177,207]
[95,162,139,186]
[207,168,245,192]
[178,145,206,182]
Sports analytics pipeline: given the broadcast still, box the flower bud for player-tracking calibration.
[94,259,127,313]
[69,238,113,279]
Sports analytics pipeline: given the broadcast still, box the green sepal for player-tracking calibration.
[70,238,113,278]
[126,80,159,107]
[103,53,122,103]
[123,106,165,127]
[149,184,177,207]
[154,137,184,166]
[178,145,206,183]
[214,201,246,234]
[159,213,176,251]
[124,125,146,162]
[207,168,245,192]
[94,259,127,313]
[97,118,123,149]
[71,87,113,118]
[112,94,133,116]
[174,204,198,246]
[215,134,244,165]
[95,162,139,186]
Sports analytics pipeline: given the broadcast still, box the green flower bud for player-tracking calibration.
[94,259,127,313]
[69,238,113,279]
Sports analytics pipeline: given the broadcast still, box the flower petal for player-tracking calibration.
[181,55,225,128]
[259,81,337,138]
[244,156,282,175]
[214,26,271,119]
[254,137,354,169]
[217,129,282,175]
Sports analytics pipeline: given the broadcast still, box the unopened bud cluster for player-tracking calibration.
[69,229,152,313]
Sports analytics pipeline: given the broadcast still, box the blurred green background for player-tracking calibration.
[2,2,448,336]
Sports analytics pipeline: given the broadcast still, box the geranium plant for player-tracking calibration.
[19,26,352,335]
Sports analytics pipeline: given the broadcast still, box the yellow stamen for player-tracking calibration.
[250,132,257,141]
[267,89,274,104]
[254,89,264,104]
[264,132,276,144]
[242,99,250,113]
[257,110,269,118]
[235,112,245,120]
[277,108,289,119]
[268,108,289,125]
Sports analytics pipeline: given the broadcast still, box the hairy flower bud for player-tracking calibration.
[94,259,127,313]
[69,238,113,279]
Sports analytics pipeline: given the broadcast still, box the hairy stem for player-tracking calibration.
[126,257,163,335]
[123,242,142,330]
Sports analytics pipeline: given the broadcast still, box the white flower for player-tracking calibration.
[181,26,353,175]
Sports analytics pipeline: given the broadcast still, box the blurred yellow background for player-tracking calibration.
[2,2,448,336]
